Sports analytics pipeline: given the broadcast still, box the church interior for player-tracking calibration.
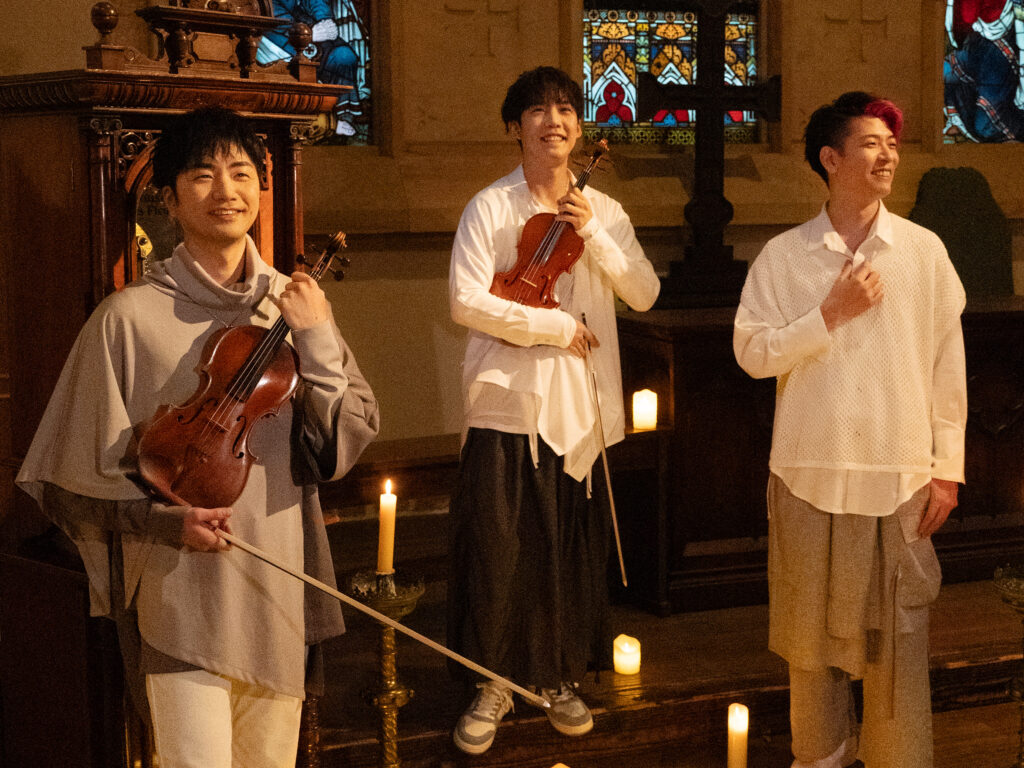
[1,1,1023,766]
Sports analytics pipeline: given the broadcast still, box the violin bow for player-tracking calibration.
[580,313,628,587]
[215,529,549,709]
[156,480,547,708]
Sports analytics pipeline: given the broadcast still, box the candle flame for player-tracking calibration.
[385,479,392,494]
[728,702,749,731]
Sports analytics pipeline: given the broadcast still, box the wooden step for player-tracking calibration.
[312,580,1022,768]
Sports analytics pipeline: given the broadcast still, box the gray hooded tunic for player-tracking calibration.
[17,238,379,699]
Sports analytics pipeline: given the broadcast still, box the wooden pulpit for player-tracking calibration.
[0,3,344,766]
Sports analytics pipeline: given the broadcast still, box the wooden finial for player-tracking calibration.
[91,1,119,42]
[288,22,313,56]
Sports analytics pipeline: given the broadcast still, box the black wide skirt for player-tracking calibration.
[446,428,612,690]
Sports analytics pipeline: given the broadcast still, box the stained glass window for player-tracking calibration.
[257,0,372,145]
[583,6,760,145]
[942,0,1024,143]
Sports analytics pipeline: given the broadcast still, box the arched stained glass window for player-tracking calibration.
[942,0,1024,143]
[257,0,372,145]
[583,5,760,145]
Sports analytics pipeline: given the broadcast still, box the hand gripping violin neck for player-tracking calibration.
[137,232,349,509]
[489,140,608,308]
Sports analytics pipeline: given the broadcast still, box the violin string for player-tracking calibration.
[518,221,564,303]
[512,148,603,305]
[223,249,328,402]
[515,221,562,303]
[224,245,333,402]
[191,247,336,454]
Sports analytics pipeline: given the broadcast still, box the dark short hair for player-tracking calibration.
[151,106,265,190]
[803,91,904,184]
[500,66,585,128]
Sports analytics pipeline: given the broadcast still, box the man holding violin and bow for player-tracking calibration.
[18,107,379,767]
[447,66,660,755]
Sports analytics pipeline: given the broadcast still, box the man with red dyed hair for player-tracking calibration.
[734,92,967,767]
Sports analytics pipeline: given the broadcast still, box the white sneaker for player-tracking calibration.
[528,682,594,736]
[453,681,514,755]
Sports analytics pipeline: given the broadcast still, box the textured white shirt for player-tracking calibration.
[449,165,660,480]
[734,204,967,516]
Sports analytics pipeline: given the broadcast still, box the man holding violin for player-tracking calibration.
[18,107,379,767]
[447,66,660,755]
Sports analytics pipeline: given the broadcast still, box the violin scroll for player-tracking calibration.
[295,231,350,281]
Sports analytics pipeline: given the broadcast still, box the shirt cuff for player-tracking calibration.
[931,450,965,484]
[527,309,576,347]
[576,216,602,242]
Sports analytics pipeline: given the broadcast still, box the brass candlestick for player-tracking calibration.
[993,565,1024,768]
[348,570,425,768]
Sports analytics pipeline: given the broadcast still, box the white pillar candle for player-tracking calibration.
[727,702,749,768]
[376,479,396,575]
[612,633,641,675]
[632,389,657,430]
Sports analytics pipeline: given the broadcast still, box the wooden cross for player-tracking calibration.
[635,0,781,307]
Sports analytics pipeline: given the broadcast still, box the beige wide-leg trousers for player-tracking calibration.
[767,475,940,768]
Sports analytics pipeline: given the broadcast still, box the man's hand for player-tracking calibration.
[274,271,330,330]
[566,320,599,358]
[918,478,958,538]
[554,188,594,233]
[820,261,884,331]
[182,507,232,552]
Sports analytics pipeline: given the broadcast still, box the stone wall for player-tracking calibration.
[6,0,1023,442]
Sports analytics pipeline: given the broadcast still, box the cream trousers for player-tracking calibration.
[146,669,302,768]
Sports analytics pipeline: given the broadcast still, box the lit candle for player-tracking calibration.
[376,479,396,575]
[632,389,657,430]
[727,703,748,768]
[612,633,641,675]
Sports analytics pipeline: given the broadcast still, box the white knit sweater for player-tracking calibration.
[735,205,966,506]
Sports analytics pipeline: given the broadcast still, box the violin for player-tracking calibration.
[136,232,349,509]
[489,140,609,309]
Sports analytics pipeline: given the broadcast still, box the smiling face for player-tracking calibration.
[512,98,583,168]
[821,116,899,204]
[162,144,260,260]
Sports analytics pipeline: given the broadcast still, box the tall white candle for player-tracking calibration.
[727,702,748,768]
[376,479,396,575]
[632,389,657,430]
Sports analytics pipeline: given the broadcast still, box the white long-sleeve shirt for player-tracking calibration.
[450,165,660,480]
[734,204,967,518]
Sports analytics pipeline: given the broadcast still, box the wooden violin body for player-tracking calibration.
[137,231,348,509]
[137,325,300,509]
[490,214,584,309]
[489,140,608,309]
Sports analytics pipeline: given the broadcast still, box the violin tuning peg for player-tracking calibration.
[295,253,308,265]
[338,256,351,268]
[330,267,346,281]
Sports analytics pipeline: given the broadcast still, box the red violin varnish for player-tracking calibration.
[137,232,348,509]
[489,140,609,309]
